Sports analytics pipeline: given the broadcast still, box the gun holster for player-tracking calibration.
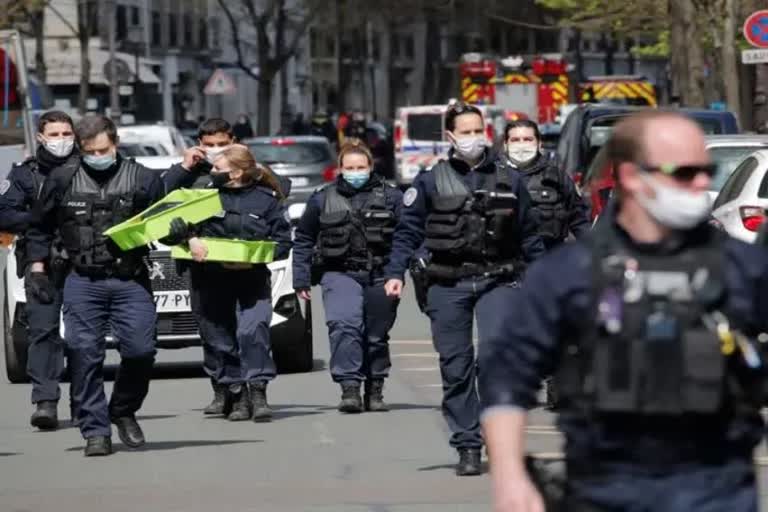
[409,257,430,313]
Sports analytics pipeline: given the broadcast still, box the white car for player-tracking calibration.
[706,135,768,203]
[711,149,768,243]
[117,124,188,157]
[3,157,312,383]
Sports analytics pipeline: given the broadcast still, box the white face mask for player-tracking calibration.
[451,135,487,161]
[636,172,711,230]
[205,146,230,164]
[506,142,538,165]
[43,137,75,158]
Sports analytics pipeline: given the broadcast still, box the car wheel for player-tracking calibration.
[273,298,314,374]
[4,279,29,383]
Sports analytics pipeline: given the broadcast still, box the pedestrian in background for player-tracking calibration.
[293,139,402,413]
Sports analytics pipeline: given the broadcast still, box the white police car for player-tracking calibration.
[3,156,312,382]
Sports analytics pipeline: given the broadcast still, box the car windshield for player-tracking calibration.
[709,146,765,191]
[406,113,444,141]
[695,118,724,135]
[247,141,330,165]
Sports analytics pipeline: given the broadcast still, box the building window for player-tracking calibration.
[392,35,401,59]
[116,5,127,41]
[199,23,208,49]
[372,32,380,62]
[404,35,414,59]
[130,6,140,26]
[184,14,193,46]
[325,34,334,57]
[169,13,178,47]
[151,10,161,46]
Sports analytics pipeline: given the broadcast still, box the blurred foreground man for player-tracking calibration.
[480,111,768,511]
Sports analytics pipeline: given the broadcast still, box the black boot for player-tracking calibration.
[364,379,389,412]
[249,381,272,422]
[204,380,230,415]
[338,381,363,413]
[227,387,251,421]
[84,436,112,457]
[456,448,482,476]
[30,400,59,430]
[112,415,145,449]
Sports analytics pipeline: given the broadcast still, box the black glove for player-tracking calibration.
[26,271,56,304]
[160,217,191,246]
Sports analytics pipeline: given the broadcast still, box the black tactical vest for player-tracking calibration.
[424,161,518,264]
[316,183,396,269]
[555,227,761,417]
[524,164,569,242]
[58,161,144,273]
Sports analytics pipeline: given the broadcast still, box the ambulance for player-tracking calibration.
[393,103,506,187]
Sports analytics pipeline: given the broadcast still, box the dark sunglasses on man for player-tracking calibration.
[636,162,718,182]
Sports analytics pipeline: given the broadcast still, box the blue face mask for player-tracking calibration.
[83,152,116,171]
[342,170,370,189]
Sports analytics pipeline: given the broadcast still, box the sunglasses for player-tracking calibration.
[636,162,718,181]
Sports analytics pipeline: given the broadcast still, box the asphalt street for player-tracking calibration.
[0,250,766,511]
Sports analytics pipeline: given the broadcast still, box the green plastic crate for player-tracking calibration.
[171,238,276,264]
[104,189,223,251]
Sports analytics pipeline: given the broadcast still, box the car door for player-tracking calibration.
[711,156,760,230]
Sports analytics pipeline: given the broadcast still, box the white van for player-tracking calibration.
[393,104,506,186]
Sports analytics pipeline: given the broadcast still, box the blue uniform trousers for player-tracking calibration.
[194,265,276,387]
[63,271,157,439]
[320,271,398,383]
[426,277,519,450]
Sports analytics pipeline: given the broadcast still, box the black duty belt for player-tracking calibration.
[74,263,144,279]
[426,261,518,281]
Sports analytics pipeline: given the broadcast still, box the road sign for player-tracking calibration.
[203,69,237,95]
[744,10,768,48]
[742,49,768,64]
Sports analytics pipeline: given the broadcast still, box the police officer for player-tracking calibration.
[0,110,78,430]
[383,103,545,476]
[504,119,590,250]
[164,145,291,422]
[480,111,768,511]
[293,139,402,413]
[27,115,165,457]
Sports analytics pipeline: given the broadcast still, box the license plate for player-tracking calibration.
[153,291,191,313]
[289,177,309,187]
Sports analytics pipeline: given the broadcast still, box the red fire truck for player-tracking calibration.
[459,53,570,129]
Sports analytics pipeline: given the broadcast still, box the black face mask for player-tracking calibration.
[210,171,231,188]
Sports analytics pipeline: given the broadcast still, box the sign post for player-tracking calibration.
[742,10,768,65]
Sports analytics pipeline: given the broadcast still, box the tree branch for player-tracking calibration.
[273,0,320,69]
[217,0,260,80]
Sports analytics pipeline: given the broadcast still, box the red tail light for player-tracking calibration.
[486,124,495,143]
[394,124,402,152]
[323,165,337,182]
[740,206,766,232]
[272,138,295,145]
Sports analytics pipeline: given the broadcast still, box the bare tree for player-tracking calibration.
[217,0,322,135]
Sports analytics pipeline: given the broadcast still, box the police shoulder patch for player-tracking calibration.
[0,179,10,196]
[403,187,418,207]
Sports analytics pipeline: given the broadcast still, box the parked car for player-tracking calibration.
[244,135,336,205]
[3,156,313,383]
[557,105,740,187]
[118,142,169,157]
[117,124,188,157]
[582,135,768,220]
[711,150,768,242]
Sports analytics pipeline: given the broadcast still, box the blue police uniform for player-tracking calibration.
[0,150,79,410]
[293,173,402,403]
[27,155,165,440]
[479,206,768,510]
[187,181,291,394]
[384,148,545,453]
[513,153,591,250]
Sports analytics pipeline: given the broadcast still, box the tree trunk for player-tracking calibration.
[334,0,345,113]
[257,76,273,136]
[30,7,49,107]
[721,0,740,123]
[77,0,92,115]
[422,9,441,105]
[682,0,706,107]
[668,1,687,104]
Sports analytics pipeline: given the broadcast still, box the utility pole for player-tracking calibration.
[106,0,120,123]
